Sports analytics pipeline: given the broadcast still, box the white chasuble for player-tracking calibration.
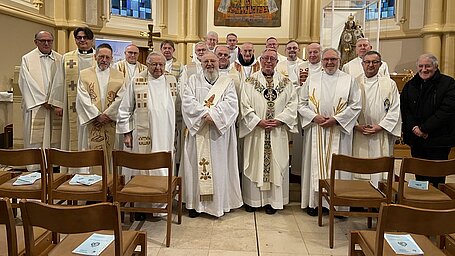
[49,50,95,154]
[276,58,304,87]
[117,71,176,181]
[180,73,243,217]
[76,67,125,174]
[352,75,401,186]
[299,70,361,208]
[239,71,298,209]
[19,48,62,170]
[113,60,147,86]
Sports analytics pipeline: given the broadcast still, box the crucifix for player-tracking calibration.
[148,24,161,51]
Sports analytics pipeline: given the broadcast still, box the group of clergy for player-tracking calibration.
[20,27,452,220]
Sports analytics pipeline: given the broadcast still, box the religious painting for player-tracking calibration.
[215,0,281,27]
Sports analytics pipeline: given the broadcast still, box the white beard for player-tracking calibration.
[204,69,219,84]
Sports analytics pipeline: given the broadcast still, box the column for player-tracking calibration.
[296,0,312,43]
[442,0,455,76]
[310,0,321,42]
[185,0,200,41]
[67,0,86,27]
[421,0,443,60]
[158,0,168,35]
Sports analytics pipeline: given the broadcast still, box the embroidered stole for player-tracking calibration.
[28,51,62,145]
[81,68,123,174]
[116,60,146,79]
[308,73,350,190]
[133,74,178,153]
[196,76,230,201]
[65,50,95,150]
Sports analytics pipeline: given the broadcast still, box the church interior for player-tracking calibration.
[1,0,455,255]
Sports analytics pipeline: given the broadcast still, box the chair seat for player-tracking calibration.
[357,230,446,255]
[446,183,455,191]
[0,171,12,184]
[47,230,141,256]
[0,173,66,192]
[392,181,452,201]
[121,176,177,195]
[332,180,384,199]
[56,175,113,193]
[0,225,50,255]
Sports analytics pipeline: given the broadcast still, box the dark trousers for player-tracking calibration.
[410,144,451,187]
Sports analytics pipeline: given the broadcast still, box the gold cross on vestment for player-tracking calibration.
[67,60,76,68]
[204,94,215,108]
[199,158,209,172]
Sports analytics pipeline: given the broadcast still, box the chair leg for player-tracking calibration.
[318,180,323,227]
[349,231,358,256]
[329,205,334,249]
[166,201,173,247]
[178,181,183,224]
[367,208,372,228]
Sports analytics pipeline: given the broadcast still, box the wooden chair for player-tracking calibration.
[0,149,64,208]
[349,203,455,255]
[46,148,113,205]
[20,200,146,256]
[397,157,455,209]
[318,154,394,248]
[0,197,52,256]
[112,150,182,247]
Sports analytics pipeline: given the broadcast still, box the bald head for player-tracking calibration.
[306,43,321,64]
[34,31,54,54]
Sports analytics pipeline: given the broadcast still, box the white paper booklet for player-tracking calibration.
[408,180,429,190]
[69,174,102,186]
[384,233,424,255]
[12,172,41,186]
[72,233,115,256]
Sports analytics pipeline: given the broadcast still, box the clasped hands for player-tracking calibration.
[313,115,337,128]
[412,126,428,139]
[355,124,383,135]
[257,119,282,131]
[94,113,112,127]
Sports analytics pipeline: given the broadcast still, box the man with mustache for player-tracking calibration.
[401,53,455,187]
[76,43,125,174]
[352,51,401,187]
[276,40,305,87]
[299,48,361,216]
[180,52,242,218]
[240,48,298,215]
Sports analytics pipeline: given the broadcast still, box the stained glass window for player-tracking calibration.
[366,0,395,21]
[111,0,152,20]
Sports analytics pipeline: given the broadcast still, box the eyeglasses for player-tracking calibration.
[363,60,381,65]
[322,57,339,62]
[262,56,277,62]
[286,46,298,50]
[36,39,53,44]
[75,36,90,41]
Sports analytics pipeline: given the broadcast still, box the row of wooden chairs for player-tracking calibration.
[0,148,182,248]
[0,197,146,256]
[318,154,455,248]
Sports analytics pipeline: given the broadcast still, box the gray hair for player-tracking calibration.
[206,31,219,39]
[417,53,439,68]
[322,48,341,58]
[146,52,166,64]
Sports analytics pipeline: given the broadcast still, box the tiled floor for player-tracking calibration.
[125,202,368,256]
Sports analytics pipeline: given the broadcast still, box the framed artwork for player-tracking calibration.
[215,0,281,27]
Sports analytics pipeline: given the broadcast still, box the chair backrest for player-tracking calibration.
[0,149,46,202]
[46,148,107,194]
[20,200,123,256]
[375,203,455,255]
[398,157,455,208]
[0,197,18,256]
[112,150,173,196]
[330,154,395,197]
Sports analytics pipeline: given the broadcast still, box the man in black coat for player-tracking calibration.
[401,53,455,186]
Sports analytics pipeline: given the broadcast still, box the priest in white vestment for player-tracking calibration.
[49,27,96,158]
[342,38,390,78]
[226,33,239,64]
[180,52,243,218]
[299,48,361,216]
[180,42,207,93]
[117,52,176,181]
[240,48,298,214]
[276,40,304,87]
[160,40,183,81]
[76,43,125,174]
[262,37,287,63]
[113,44,147,85]
[19,31,62,171]
[352,51,401,187]
[233,42,261,83]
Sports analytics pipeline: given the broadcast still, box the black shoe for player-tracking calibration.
[244,205,257,212]
[134,213,146,221]
[306,207,318,216]
[188,209,200,218]
[265,205,277,215]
